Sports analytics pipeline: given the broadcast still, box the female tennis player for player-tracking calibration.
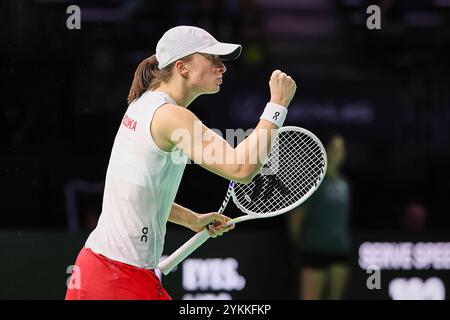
[65,26,296,300]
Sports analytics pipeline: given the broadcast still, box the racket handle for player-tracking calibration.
[158,229,211,275]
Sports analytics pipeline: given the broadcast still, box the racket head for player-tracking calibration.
[231,126,327,217]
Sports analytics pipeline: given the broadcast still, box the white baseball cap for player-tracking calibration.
[156,26,242,69]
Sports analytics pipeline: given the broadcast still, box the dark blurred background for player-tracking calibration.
[1,0,450,300]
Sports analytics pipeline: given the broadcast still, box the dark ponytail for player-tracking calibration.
[127,55,172,105]
[127,54,195,105]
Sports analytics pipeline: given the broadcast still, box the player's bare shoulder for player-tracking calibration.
[151,103,199,152]
[154,103,200,132]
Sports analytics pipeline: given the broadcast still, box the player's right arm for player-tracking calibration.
[151,70,297,184]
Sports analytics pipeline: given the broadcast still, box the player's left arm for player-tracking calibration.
[168,203,234,237]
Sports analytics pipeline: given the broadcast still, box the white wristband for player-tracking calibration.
[260,102,288,127]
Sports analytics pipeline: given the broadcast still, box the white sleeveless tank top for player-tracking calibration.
[85,91,187,269]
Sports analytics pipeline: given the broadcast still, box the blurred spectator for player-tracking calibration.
[288,134,352,300]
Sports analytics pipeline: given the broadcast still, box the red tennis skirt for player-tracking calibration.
[65,247,171,300]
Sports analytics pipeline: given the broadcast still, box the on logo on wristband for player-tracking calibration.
[260,102,287,127]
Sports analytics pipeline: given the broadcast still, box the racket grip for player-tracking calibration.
[158,229,211,275]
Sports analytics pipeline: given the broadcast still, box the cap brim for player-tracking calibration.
[197,42,242,61]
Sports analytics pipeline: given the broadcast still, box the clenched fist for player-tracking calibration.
[269,70,297,108]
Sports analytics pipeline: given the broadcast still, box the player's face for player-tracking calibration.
[187,53,227,94]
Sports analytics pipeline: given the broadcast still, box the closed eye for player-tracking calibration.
[200,53,220,62]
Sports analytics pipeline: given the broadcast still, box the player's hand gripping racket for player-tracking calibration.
[158,126,327,275]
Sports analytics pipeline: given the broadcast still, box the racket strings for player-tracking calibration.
[282,135,324,195]
[233,130,326,215]
[286,135,322,177]
[274,137,322,202]
[269,131,323,193]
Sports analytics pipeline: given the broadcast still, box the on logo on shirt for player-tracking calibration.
[141,227,149,243]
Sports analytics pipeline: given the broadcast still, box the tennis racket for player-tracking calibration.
[158,126,327,275]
